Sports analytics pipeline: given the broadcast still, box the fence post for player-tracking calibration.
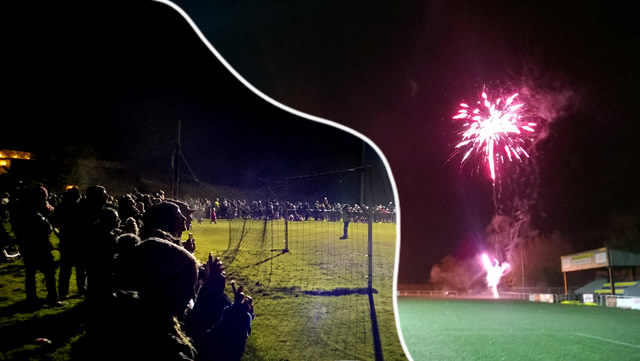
[284,202,289,252]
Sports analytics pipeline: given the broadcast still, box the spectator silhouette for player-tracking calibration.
[112,232,141,292]
[121,216,139,236]
[83,237,199,361]
[184,255,231,343]
[86,199,254,361]
[167,199,197,231]
[50,186,86,299]
[197,280,254,361]
[118,195,141,224]
[140,201,196,253]
[340,204,351,239]
[11,186,63,307]
[86,207,120,305]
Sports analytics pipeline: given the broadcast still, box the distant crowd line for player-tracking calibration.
[183,197,396,224]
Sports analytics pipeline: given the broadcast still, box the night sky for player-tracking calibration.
[4,1,391,195]
[5,1,640,284]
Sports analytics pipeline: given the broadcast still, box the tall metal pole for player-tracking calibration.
[368,173,373,291]
[365,160,383,361]
[521,243,525,295]
[172,120,182,200]
[284,180,289,253]
[608,248,616,296]
[284,202,289,252]
[175,120,181,199]
[170,152,175,198]
[360,141,365,205]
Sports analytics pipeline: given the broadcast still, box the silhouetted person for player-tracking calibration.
[121,216,139,235]
[118,195,141,224]
[197,280,254,361]
[83,237,199,361]
[112,232,141,292]
[340,204,351,239]
[184,254,231,342]
[140,201,195,253]
[1,219,20,262]
[167,199,197,231]
[86,207,120,305]
[11,186,63,307]
[50,186,86,298]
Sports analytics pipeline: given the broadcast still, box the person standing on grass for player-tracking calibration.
[11,186,63,307]
[87,207,121,305]
[50,186,87,299]
[210,205,217,224]
[196,203,204,225]
[340,203,352,240]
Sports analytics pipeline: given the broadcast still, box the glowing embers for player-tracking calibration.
[481,253,510,298]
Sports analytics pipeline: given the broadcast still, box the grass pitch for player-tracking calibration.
[201,219,404,361]
[397,297,640,361]
[0,220,406,361]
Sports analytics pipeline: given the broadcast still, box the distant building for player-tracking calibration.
[0,149,32,174]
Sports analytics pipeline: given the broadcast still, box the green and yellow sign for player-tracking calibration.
[560,248,608,272]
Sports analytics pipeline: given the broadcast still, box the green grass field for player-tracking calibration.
[205,219,405,360]
[1,219,406,361]
[397,298,640,361]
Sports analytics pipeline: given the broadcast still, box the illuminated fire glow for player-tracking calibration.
[481,253,510,298]
[453,89,537,183]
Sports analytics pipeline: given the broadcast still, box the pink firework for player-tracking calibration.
[481,253,510,298]
[453,89,537,183]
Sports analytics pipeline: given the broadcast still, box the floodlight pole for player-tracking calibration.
[608,249,616,296]
[360,140,366,205]
[172,120,181,200]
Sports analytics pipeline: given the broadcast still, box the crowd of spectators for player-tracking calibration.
[1,183,254,361]
[184,196,396,224]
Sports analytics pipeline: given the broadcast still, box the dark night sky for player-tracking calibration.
[4,1,389,194]
[4,1,640,284]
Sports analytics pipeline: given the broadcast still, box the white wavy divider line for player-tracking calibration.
[151,1,410,360]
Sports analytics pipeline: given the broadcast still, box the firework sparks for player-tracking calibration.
[453,89,537,183]
[481,253,510,298]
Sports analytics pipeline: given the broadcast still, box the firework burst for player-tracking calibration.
[452,88,537,183]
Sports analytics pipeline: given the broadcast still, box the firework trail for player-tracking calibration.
[452,88,537,184]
